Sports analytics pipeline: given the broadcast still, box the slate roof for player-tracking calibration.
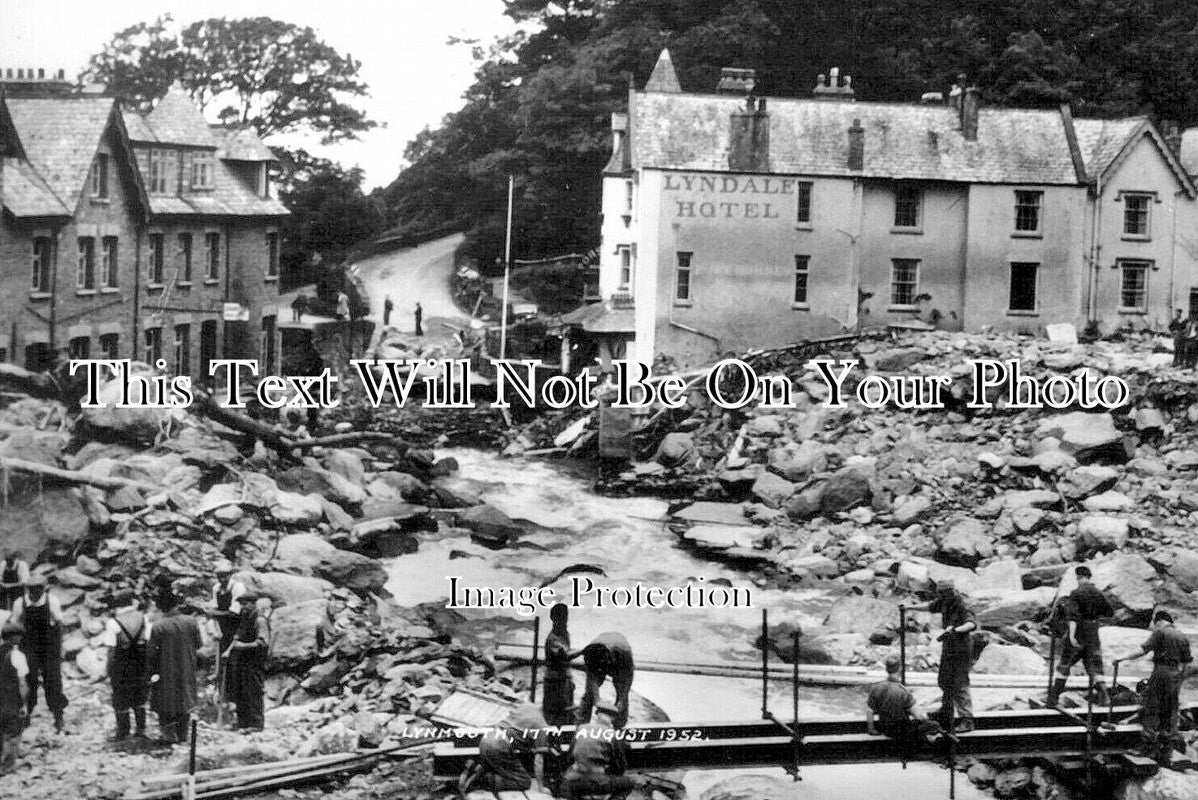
[212,126,276,162]
[141,85,217,147]
[143,158,289,217]
[2,158,70,217]
[631,92,1150,186]
[1073,117,1150,180]
[4,97,115,210]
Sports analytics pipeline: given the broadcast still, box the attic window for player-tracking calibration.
[90,154,109,199]
[149,149,176,195]
[191,151,214,190]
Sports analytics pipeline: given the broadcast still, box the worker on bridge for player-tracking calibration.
[865,653,939,745]
[560,700,641,800]
[1049,565,1114,708]
[1116,610,1193,764]
[574,632,634,729]
[908,579,977,733]
[458,703,548,795]
[542,603,575,726]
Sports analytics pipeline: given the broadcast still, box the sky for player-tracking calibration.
[0,0,516,189]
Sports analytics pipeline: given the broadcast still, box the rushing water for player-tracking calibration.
[385,449,987,799]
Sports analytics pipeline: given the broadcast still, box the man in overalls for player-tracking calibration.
[0,552,28,612]
[0,621,29,773]
[10,574,66,732]
[105,588,149,740]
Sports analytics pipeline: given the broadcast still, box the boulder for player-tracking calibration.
[1082,491,1133,512]
[270,491,324,527]
[351,519,421,558]
[0,486,91,561]
[1076,515,1130,554]
[373,472,433,504]
[891,495,932,526]
[1167,551,1198,593]
[975,588,1054,629]
[654,432,699,469]
[80,365,186,439]
[236,572,333,607]
[1122,769,1198,800]
[457,504,523,548]
[770,447,827,482]
[74,646,108,682]
[53,566,102,589]
[926,559,1023,594]
[275,534,388,593]
[784,488,823,522]
[786,554,839,578]
[972,643,1045,675]
[358,499,436,530]
[746,416,784,437]
[296,719,358,757]
[998,490,1061,510]
[751,471,796,508]
[822,597,897,636]
[269,599,329,666]
[1061,465,1118,500]
[276,466,365,508]
[682,525,759,551]
[1036,412,1129,464]
[0,429,66,469]
[936,518,993,567]
[322,449,366,484]
[819,468,873,515]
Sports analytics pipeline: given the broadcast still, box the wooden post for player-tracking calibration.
[899,605,907,685]
[185,718,199,800]
[530,617,541,703]
[761,609,769,720]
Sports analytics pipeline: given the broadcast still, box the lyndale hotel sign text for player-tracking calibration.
[663,172,794,219]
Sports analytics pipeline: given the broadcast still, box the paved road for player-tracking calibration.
[350,232,469,334]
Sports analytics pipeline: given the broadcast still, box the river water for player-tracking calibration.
[385,449,986,800]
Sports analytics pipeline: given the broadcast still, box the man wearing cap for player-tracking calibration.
[0,551,29,612]
[560,700,640,800]
[146,585,203,743]
[574,632,634,729]
[1049,565,1115,708]
[224,593,269,731]
[1116,610,1193,763]
[0,622,29,773]
[542,603,575,726]
[866,653,937,745]
[460,704,548,793]
[10,573,67,732]
[211,564,246,652]
[908,579,978,733]
[104,588,149,740]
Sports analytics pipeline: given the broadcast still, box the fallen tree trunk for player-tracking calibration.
[290,431,397,450]
[189,391,298,459]
[0,457,160,494]
[0,363,61,400]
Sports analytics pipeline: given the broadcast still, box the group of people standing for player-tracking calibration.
[0,553,272,775]
[866,567,1192,765]
[1170,309,1198,368]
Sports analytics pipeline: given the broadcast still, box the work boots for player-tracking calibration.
[1046,677,1067,709]
[113,710,130,741]
[53,711,64,733]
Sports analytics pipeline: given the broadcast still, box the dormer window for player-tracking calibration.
[257,163,270,199]
[191,151,214,190]
[149,149,176,195]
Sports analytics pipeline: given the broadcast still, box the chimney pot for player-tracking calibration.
[16,69,23,79]
[848,118,865,171]
[37,68,44,79]
[830,66,840,86]
[57,68,65,79]
[717,67,756,95]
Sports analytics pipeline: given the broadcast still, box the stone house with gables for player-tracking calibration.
[0,74,286,378]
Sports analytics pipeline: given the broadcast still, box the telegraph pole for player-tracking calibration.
[499,175,514,359]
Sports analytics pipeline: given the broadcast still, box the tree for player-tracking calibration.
[83,16,376,143]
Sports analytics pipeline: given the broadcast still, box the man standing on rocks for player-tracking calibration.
[1116,610,1193,763]
[866,654,937,745]
[909,579,977,733]
[574,632,634,729]
[146,586,203,744]
[0,622,29,774]
[0,552,29,612]
[225,593,269,732]
[414,302,424,336]
[1170,309,1187,368]
[1049,565,1114,708]
[383,295,394,327]
[542,603,575,726]
[104,589,149,740]
[10,574,66,732]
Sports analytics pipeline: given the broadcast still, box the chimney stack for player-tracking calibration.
[813,67,856,100]
[717,67,756,95]
[729,96,770,171]
[961,86,979,141]
[848,118,864,171]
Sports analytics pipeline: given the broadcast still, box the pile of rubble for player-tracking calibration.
[0,365,534,799]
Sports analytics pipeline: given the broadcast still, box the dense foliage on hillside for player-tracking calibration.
[380,0,1198,268]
